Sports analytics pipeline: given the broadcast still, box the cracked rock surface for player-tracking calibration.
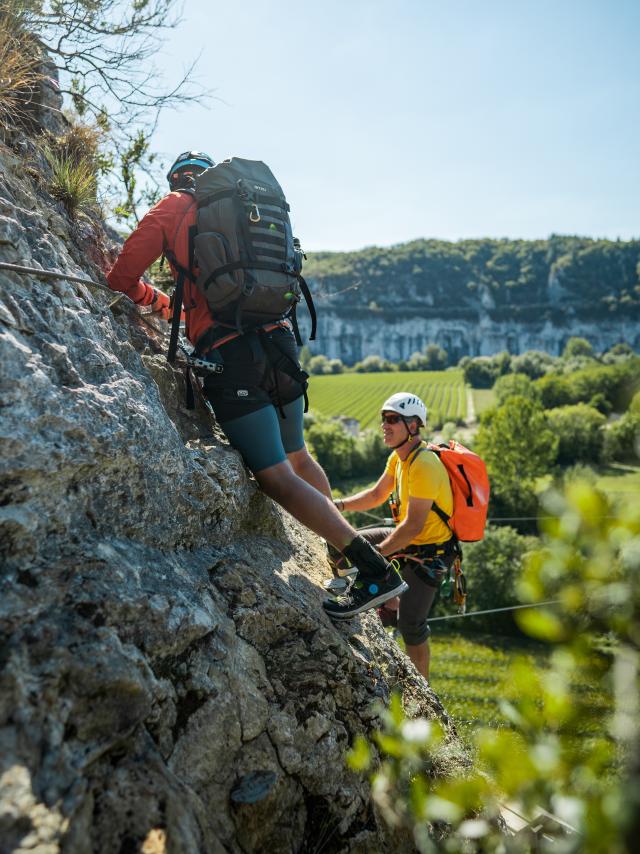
[0,146,468,853]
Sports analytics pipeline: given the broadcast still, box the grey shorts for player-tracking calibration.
[361,527,457,646]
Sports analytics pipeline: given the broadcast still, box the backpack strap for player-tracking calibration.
[165,231,197,364]
[297,274,316,340]
[168,268,185,364]
[394,443,453,529]
[198,189,290,211]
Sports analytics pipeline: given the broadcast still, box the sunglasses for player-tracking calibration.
[381,413,403,425]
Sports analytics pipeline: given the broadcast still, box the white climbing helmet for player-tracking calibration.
[381,392,427,427]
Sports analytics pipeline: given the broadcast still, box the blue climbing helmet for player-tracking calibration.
[166,150,215,189]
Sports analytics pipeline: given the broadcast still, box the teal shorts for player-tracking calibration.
[219,395,305,473]
[202,327,309,473]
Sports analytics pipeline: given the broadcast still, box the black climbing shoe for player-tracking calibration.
[323,563,408,621]
[341,535,390,578]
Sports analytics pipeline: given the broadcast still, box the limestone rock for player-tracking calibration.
[0,147,468,853]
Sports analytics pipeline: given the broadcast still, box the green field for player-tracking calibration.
[308,370,467,428]
[595,463,640,497]
[471,388,496,416]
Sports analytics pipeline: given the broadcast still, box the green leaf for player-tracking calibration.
[347,735,371,772]
[517,607,567,641]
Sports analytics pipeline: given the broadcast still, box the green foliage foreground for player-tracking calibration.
[348,484,640,852]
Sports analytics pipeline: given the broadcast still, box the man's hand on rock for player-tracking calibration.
[150,288,170,321]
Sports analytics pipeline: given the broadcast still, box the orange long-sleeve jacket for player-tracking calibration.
[106,191,213,347]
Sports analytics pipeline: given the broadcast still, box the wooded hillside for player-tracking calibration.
[306,236,640,319]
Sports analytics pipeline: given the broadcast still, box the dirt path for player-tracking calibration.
[466,387,477,425]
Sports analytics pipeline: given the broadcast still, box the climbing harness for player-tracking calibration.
[442,555,467,614]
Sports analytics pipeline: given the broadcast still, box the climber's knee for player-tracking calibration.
[254,459,296,502]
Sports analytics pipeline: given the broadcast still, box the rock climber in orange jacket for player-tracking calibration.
[107,151,407,620]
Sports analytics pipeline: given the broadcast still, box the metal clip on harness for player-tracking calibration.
[177,339,224,375]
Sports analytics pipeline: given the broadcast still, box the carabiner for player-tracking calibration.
[249,204,261,223]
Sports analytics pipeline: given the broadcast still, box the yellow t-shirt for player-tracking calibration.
[384,442,453,545]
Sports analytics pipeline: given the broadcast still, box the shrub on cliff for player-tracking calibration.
[0,2,45,135]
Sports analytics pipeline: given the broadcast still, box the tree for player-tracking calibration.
[305,418,356,480]
[535,372,573,409]
[308,355,331,375]
[510,349,557,379]
[460,352,511,388]
[435,525,538,634]
[326,358,345,374]
[11,0,207,222]
[562,336,595,360]
[475,397,558,531]
[353,354,395,373]
[461,357,498,389]
[298,345,312,372]
[475,396,558,485]
[603,412,640,463]
[546,403,606,465]
[493,372,539,406]
[424,343,448,370]
[26,1,204,132]
[405,351,428,371]
[603,342,635,364]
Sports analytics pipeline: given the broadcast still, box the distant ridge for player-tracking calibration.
[305,236,640,319]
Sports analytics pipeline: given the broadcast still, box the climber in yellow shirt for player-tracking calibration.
[333,393,457,680]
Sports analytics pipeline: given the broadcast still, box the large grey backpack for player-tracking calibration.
[167,157,315,362]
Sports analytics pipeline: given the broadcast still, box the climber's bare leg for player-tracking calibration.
[286,447,332,499]
[256,460,353,549]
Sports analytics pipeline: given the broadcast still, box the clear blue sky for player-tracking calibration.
[155,0,639,251]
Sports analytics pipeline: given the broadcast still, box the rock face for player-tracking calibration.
[0,149,467,852]
[304,307,639,365]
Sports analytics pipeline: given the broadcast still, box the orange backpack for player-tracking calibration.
[405,441,489,542]
[427,441,490,542]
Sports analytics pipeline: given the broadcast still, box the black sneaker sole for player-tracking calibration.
[323,579,409,620]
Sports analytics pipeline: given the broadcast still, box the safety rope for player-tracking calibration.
[344,507,631,525]
[0,260,115,295]
[0,260,165,334]
[427,599,562,622]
